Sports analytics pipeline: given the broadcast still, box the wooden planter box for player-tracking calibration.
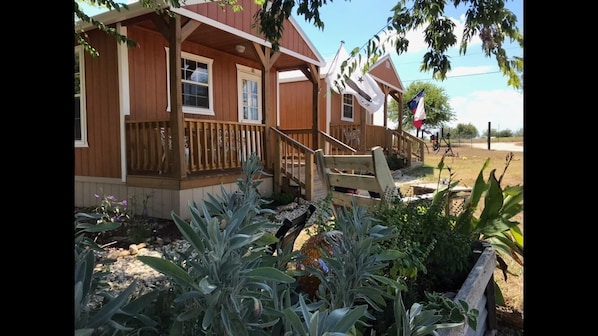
[438,243,498,336]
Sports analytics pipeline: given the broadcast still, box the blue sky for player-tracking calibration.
[78,0,523,134]
[293,0,523,134]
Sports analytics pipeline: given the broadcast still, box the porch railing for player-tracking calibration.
[271,128,357,201]
[329,124,362,149]
[329,123,426,164]
[125,119,265,174]
[388,129,425,165]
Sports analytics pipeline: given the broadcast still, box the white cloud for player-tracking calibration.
[448,89,523,134]
[446,65,494,77]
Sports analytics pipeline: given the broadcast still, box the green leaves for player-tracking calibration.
[284,295,368,336]
[136,255,194,287]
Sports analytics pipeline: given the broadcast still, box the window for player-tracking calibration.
[166,49,214,115]
[237,64,262,123]
[341,94,354,122]
[75,46,88,147]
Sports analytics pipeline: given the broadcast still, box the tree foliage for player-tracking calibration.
[482,128,514,138]
[388,81,455,132]
[452,123,479,139]
[76,0,523,89]
[255,0,523,89]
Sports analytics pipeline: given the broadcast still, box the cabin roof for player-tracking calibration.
[76,0,325,68]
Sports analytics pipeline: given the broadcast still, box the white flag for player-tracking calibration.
[325,44,384,113]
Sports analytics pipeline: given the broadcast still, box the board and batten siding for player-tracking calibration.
[74,29,122,179]
[279,80,314,130]
[184,1,318,61]
[126,26,264,123]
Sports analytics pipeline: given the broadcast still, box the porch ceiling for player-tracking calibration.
[125,15,310,71]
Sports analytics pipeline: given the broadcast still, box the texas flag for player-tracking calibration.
[407,89,426,129]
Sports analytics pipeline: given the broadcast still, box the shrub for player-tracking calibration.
[374,196,474,306]
[80,153,480,335]
[386,154,407,170]
[271,191,295,206]
[74,208,159,335]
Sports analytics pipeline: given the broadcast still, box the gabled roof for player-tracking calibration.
[367,54,405,93]
[76,0,325,67]
[279,52,405,93]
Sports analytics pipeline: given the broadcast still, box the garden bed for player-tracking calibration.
[438,242,497,336]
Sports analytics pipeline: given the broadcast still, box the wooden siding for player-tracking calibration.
[368,56,404,92]
[74,29,122,179]
[184,0,318,62]
[279,80,314,129]
[279,77,366,133]
[127,25,264,123]
[327,88,359,126]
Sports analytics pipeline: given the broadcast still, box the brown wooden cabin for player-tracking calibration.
[277,53,426,197]
[74,0,425,220]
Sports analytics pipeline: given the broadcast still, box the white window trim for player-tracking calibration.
[340,93,354,122]
[75,45,88,148]
[237,64,262,124]
[165,48,215,116]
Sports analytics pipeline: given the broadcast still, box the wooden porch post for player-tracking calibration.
[382,86,389,128]
[382,86,390,151]
[151,14,200,178]
[297,64,321,150]
[359,106,366,152]
[397,92,403,132]
[252,42,279,171]
[168,14,186,179]
[309,64,320,150]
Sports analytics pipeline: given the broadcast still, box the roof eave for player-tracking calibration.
[75,2,165,32]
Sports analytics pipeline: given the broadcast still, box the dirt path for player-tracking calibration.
[469,142,523,152]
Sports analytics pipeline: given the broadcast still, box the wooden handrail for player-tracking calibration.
[318,130,356,154]
[271,127,315,200]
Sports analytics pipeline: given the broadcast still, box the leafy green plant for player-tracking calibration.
[271,191,296,206]
[283,294,369,336]
[308,203,402,313]
[387,287,477,336]
[450,153,523,303]
[386,154,407,170]
[74,210,159,336]
[93,193,130,224]
[308,192,335,235]
[374,193,474,305]
[125,191,156,243]
[137,153,297,335]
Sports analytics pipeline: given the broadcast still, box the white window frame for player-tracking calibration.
[341,93,354,122]
[75,45,88,147]
[165,48,215,116]
[237,64,262,124]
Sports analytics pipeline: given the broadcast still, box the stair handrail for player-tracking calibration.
[318,130,357,154]
[270,127,316,200]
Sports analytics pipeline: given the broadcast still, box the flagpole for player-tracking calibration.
[326,40,345,79]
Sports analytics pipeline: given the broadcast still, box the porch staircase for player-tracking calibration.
[272,127,425,202]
